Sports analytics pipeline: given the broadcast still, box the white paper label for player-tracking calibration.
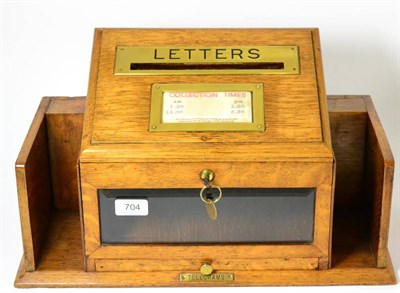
[115,199,149,216]
[162,91,252,123]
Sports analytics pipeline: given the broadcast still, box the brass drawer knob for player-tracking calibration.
[199,169,215,183]
[200,263,213,276]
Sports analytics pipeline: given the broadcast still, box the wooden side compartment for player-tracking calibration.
[14,95,396,287]
[15,98,53,272]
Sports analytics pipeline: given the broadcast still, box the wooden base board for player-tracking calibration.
[14,211,396,287]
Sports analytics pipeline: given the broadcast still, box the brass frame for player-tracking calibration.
[115,46,299,75]
[149,83,265,132]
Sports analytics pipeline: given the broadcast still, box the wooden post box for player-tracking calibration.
[79,28,335,277]
[14,28,395,288]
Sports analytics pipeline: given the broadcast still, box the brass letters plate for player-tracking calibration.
[179,273,235,283]
[149,83,265,132]
[115,46,299,75]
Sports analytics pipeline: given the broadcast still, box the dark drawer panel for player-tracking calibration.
[98,188,315,244]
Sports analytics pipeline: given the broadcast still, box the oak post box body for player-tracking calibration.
[79,29,335,280]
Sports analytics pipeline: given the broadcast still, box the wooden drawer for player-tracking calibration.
[95,258,319,272]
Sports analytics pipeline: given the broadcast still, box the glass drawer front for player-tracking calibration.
[98,188,315,244]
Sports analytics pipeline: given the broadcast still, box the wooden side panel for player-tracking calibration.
[327,95,366,113]
[312,33,335,268]
[46,97,85,210]
[328,96,367,207]
[363,96,395,268]
[46,96,86,114]
[311,29,331,147]
[15,97,53,271]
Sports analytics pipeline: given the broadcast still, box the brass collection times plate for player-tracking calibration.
[149,83,265,132]
[115,46,299,75]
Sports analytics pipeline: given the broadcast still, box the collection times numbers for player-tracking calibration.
[162,91,252,123]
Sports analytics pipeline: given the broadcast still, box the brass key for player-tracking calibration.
[200,185,222,221]
[199,169,222,221]
[205,198,218,220]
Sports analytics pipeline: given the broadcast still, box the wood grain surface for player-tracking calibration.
[14,210,396,287]
[15,98,53,271]
[329,96,367,207]
[80,29,333,164]
[87,29,322,144]
[363,97,395,268]
[46,97,85,210]
[14,95,395,286]
[78,28,335,272]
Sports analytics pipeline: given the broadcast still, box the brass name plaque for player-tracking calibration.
[149,83,265,132]
[115,45,299,75]
[179,273,235,283]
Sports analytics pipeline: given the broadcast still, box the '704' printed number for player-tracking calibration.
[115,199,148,216]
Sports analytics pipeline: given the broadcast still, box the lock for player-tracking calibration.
[199,169,215,183]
